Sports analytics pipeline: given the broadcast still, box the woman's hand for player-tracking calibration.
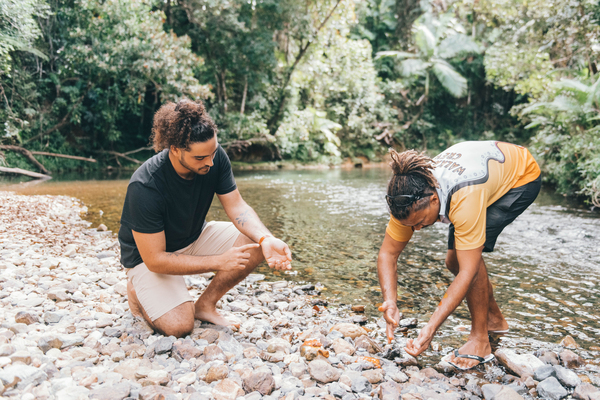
[405,323,435,357]
[378,301,400,343]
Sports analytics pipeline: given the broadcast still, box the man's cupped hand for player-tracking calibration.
[261,237,292,270]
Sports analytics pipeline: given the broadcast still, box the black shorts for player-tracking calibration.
[448,175,542,253]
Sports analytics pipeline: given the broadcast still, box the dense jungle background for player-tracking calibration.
[1,0,599,204]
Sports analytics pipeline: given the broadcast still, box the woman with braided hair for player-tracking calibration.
[377,141,541,370]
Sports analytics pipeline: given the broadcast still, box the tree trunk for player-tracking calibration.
[267,0,343,132]
[240,76,248,115]
[221,70,228,112]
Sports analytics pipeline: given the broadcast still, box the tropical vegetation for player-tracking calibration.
[1,0,599,204]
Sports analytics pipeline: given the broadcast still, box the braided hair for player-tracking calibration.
[387,148,438,220]
[150,99,218,152]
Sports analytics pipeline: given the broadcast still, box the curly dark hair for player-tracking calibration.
[387,148,438,220]
[150,99,218,152]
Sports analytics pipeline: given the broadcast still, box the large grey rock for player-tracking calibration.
[279,376,304,396]
[378,381,402,400]
[536,349,559,366]
[154,337,175,354]
[328,382,348,398]
[554,365,581,388]
[351,376,372,393]
[0,364,47,389]
[537,377,568,400]
[535,364,557,381]
[496,349,545,377]
[482,384,503,400]
[218,332,244,360]
[60,334,85,348]
[308,360,342,384]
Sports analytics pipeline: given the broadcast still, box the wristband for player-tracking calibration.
[258,235,272,245]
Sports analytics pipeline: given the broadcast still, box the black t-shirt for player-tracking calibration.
[118,146,237,268]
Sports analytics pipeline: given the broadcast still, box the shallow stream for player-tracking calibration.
[2,168,599,363]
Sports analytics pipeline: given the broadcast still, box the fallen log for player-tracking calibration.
[0,144,50,175]
[0,145,50,174]
[30,151,97,163]
[0,166,52,180]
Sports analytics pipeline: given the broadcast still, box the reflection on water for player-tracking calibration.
[2,168,600,359]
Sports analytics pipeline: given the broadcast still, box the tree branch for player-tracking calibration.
[123,146,153,156]
[96,150,143,165]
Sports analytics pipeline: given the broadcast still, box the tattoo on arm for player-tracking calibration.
[235,210,251,227]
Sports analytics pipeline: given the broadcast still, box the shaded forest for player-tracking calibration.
[1,0,599,204]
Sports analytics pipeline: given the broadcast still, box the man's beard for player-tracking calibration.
[179,153,210,175]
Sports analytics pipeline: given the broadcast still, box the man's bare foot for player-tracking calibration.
[447,337,492,369]
[194,307,240,329]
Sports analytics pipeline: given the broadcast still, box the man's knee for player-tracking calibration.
[153,302,195,338]
[445,250,459,276]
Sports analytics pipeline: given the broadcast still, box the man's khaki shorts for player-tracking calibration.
[126,221,240,321]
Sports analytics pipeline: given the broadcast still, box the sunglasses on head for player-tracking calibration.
[386,192,433,208]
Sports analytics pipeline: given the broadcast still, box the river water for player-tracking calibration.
[1,168,600,362]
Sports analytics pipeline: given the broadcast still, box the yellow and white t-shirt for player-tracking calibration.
[386,141,540,250]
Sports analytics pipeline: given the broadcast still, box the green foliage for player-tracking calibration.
[276,10,389,161]
[1,0,599,205]
[0,0,50,75]
[377,11,482,99]
[1,0,210,170]
[520,76,600,204]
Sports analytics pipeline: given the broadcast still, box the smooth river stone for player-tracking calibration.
[495,349,545,377]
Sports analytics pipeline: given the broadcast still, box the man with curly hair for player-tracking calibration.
[118,99,292,337]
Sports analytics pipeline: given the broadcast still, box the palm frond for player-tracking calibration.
[414,25,436,57]
[0,34,48,61]
[438,34,482,59]
[431,60,467,98]
[400,59,430,77]
[375,51,416,60]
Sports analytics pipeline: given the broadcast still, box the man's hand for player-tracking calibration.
[261,237,292,270]
[378,301,400,343]
[405,324,435,357]
[218,243,260,271]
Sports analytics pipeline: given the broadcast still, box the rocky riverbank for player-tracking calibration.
[0,191,599,400]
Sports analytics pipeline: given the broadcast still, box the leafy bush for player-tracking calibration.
[520,77,600,205]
